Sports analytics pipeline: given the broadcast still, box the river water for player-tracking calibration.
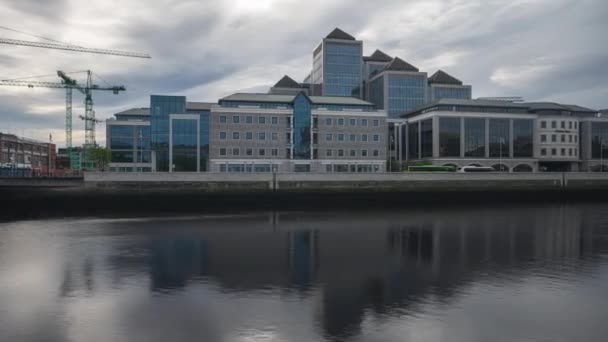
[1,203,607,342]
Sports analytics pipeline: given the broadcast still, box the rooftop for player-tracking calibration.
[325,28,356,40]
[115,108,150,116]
[186,102,215,111]
[428,70,463,85]
[363,49,392,62]
[273,75,302,89]
[219,93,375,107]
[524,102,596,113]
[383,57,419,73]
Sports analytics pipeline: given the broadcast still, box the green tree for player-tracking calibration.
[88,147,110,171]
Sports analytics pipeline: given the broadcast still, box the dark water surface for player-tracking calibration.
[1,204,608,342]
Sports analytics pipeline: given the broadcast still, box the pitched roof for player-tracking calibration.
[273,75,302,88]
[428,70,463,85]
[219,93,374,106]
[115,108,150,116]
[363,49,392,62]
[325,28,356,40]
[524,102,596,113]
[383,57,419,72]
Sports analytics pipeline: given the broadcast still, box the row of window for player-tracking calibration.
[219,147,280,157]
[325,133,381,142]
[325,164,382,173]
[540,134,578,143]
[219,115,280,125]
[218,131,280,141]
[325,149,380,157]
[321,117,380,127]
[540,148,578,157]
[540,120,578,130]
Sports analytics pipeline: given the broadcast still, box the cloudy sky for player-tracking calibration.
[0,0,606,147]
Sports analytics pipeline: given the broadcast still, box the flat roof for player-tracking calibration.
[186,102,215,111]
[219,93,375,106]
[115,108,150,116]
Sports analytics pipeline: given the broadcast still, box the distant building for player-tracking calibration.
[106,107,152,172]
[268,75,310,95]
[427,70,472,102]
[209,92,387,173]
[0,133,56,176]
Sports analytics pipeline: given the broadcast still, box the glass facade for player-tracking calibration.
[151,95,186,172]
[464,118,485,158]
[439,117,460,157]
[109,124,151,165]
[171,119,198,172]
[367,63,386,78]
[293,94,311,159]
[591,122,608,159]
[489,119,510,158]
[387,74,426,118]
[432,86,472,100]
[408,122,419,159]
[323,42,362,97]
[513,119,533,158]
[369,76,384,110]
[421,119,433,158]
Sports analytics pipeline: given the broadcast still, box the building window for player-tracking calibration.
[541,134,547,142]
[541,148,547,156]
[409,122,419,160]
[373,119,379,127]
[575,135,578,143]
[259,149,266,156]
[286,132,291,141]
[489,119,509,158]
[561,121,565,129]
[561,135,565,142]
[326,165,332,172]
[350,118,356,126]
[574,122,578,129]
[338,118,345,126]
[439,117,461,157]
[246,116,253,124]
[373,150,379,157]
[246,148,253,156]
[569,148,572,156]
[569,135,573,143]
[551,121,556,128]
[569,121,573,129]
[312,117,318,129]
[313,133,318,144]
[326,149,332,157]
[220,148,226,156]
[220,164,226,172]
[361,119,368,126]
[552,148,557,156]
[575,149,577,156]
[258,132,266,140]
[552,134,557,142]
[232,132,239,140]
[272,132,278,141]
[361,150,368,157]
[338,133,345,141]
[325,118,332,126]
[220,116,227,123]
[259,117,266,124]
[219,131,227,140]
[272,148,278,156]
[232,148,240,156]
[361,134,368,142]
[541,121,546,128]
[271,116,278,125]
[465,118,485,158]
[233,115,240,124]
[325,133,333,141]
[350,134,356,142]
[373,134,379,142]
[338,149,344,157]
[513,119,533,158]
[561,148,565,156]
[246,132,253,140]
[350,150,356,157]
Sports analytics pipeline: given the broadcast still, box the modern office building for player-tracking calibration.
[427,70,472,101]
[106,107,153,172]
[0,133,56,176]
[391,99,599,172]
[269,75,310,95]
[311,28,363,98]
[209,92,387,173]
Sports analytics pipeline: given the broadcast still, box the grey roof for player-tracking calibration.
[273,75,302,88]
[524,102,596,113]
[115,108,150,116]
[383,57,419,72]
[325,28,356,40]
[219,93,374,106]
[428,70,463,85]
[401,98,529,118]
[363,49,392,62]
[186,102,215,111]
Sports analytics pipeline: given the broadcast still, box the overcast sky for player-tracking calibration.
[0,0,606,147]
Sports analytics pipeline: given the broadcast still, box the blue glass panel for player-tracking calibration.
[293,94,311,159]
[323,42,362,97]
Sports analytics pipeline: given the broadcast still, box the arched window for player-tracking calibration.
[492,164,509,172]
[513,164,533,172]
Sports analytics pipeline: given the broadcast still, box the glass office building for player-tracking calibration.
[106,108,152,172]
[387,73,427,118]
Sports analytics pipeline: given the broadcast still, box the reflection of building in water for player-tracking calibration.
[61,206,601,340]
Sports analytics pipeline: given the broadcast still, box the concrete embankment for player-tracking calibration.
[2,172,608,221]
